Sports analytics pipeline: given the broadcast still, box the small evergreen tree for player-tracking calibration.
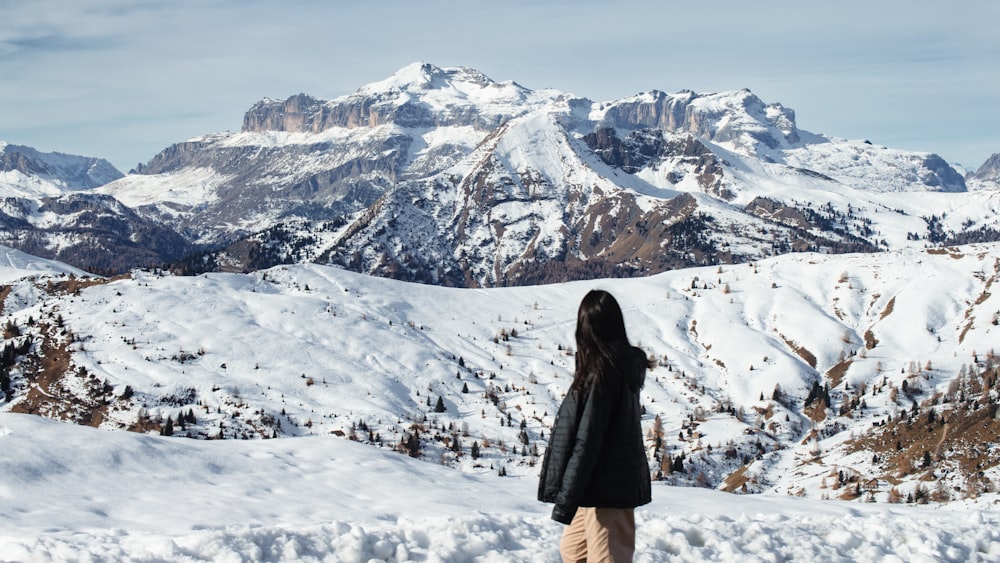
[434,396,446,413]
[672,454,685,473]
[161,417,174,436]
[405,429,421,457]
[771,384,783,404]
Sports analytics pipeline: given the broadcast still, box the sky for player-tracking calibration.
[1,0,997,173]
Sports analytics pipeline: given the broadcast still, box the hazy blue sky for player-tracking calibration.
[1,0,997,172]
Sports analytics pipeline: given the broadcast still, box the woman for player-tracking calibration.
[538,289,652,562]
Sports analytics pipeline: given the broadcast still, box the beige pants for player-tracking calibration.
[559,507,636,562]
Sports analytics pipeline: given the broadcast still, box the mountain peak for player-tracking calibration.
[357,62,497,95]
[972,153,1000,181]
[0,142,124,195]
[242,63,549,134]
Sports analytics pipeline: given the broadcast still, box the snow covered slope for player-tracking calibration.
[3,242,1000,508]
[2,411,997,561]
[0,245,89,282]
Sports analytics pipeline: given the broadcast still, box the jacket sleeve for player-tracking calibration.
[538,392,580,502]
[553,379,619,510]
[551,503,576,525]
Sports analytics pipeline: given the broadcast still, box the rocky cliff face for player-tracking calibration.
[583,129,730,198]
[597,89,801,154]
[920,154,967,192]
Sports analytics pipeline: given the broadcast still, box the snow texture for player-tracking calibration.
[1,412,998,562]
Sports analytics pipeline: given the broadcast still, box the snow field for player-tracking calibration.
[2,412,999,562]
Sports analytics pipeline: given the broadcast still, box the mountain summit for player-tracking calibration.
[241,63,550,135]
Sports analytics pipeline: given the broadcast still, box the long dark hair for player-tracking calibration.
[571,289,634,394]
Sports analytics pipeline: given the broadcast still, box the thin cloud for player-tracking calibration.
[0,34,119,58]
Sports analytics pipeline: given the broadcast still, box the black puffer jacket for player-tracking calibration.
[537,345,651,524]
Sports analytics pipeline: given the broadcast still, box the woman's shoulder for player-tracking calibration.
[621,345,648,391]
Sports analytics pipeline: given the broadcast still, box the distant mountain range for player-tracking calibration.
[3,63,1000,283]
[0,141,193,273]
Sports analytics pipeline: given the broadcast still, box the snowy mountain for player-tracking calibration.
[91,63,1000,286]
[4,238,1000,557]
[0,141,123,197]
[969,153,1000,191]
[100,64,563,249]
[0,191,195,274]
[0,142,194,273]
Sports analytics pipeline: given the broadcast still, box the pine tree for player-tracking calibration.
[161,417,174,436]
[471,441,480,459]
[0,368,9,402]
[405,429,421,457]
[434,396,445,413]
[771,384,783,404]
